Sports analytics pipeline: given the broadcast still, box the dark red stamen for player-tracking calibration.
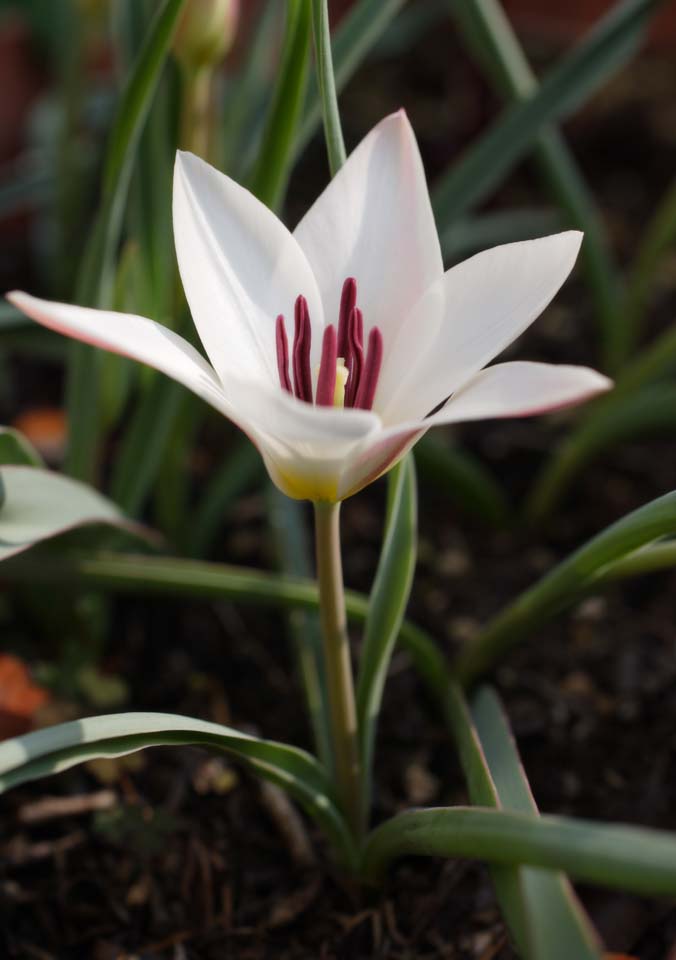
[354,327,383,411]
[316,325,338,406]
[275,314,292,394]
[292,295,313,403]
[337,277,356,360]
[345,307,363,407]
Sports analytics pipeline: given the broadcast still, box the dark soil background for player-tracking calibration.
[2,9,676,960]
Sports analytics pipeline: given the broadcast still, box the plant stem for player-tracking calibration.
[313,500,361,840]
[311,0,346,176]
[179,65,214,158]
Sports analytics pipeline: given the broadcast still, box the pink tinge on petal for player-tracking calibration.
[275,314,292,394]
[354,327,383,411]
[336,276,356,360]
[292,295,313,403]
[345,307,364,407]
[316,324,338,407]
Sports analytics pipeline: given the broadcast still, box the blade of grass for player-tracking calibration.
[65,0,188,482]
[267,488,332,774]
[432,0,664,281]
[471,687,602,958]
[448,0,623,370]
[620,174,676,359]
[525,383,676,523]
[454,489,676,686]
[248,0,312,210]
[311,0,346,175]
[296,0,406,158]
[414,434,510,527]
[0,711,356,867]
[356,456,417,831]
[360,804,676,896]
[187,438,263,557]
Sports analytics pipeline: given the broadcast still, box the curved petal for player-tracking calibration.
[223,377,382,502]
[174,152,325,385]
[6,291,230,415]
[378,232,583,422]
[294,111,442,346]
[379,361,611,443]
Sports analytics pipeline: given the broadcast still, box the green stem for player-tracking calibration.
[311,0,346,176]
[313,501,361,840]
[179,64,214,158]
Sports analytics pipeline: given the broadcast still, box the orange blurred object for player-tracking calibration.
[0,654,50,740]
[12,407,67,463]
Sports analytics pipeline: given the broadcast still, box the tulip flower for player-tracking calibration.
[7,112,610,504]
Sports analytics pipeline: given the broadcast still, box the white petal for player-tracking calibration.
[222,377,382,501]
[294,111,442,346]
[6,291,231,416]
[174,152,324,385]
[379,232,583,422]
[338,356,609,496]
[379,361,611,442]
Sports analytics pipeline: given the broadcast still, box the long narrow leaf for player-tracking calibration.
[455,489,676,685]
[433,0,664,229]
[448,0,622,369]
[296,0,405,158]
[471,688,602,959]
[361,805,676,895]
[356,456,417,829]
[66,0,187,481]
[0,711,356,866]
[248,0,312,210]
[526,383,676,523]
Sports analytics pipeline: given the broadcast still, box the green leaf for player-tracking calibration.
[296,0,406,158]
[454,489,676,686]
[471,688,602,959]
[356,456,417,828]
[414,434,510,527]
[621,175,676,357]
[441,207,564,261]
[66,0,188,481]
[248,0,312,210]
[448,0,622,369]
[267,487,332,772]
[0,711,356,866]
[0,466,146,561]
[433,0,664,228]
[188,440,263,557]
[0,428,45,468]
[526,383,676,523]
[361,804,676,895]
[311,0,347,175]
[109,375,184,516]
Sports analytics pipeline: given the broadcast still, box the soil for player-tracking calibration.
[2,15,676,960]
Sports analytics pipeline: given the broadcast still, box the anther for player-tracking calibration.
[345,307,363,407]
[292,295,313,403]
[316,325,338,406]
[275,314,292,394]
[354,327,383,411]
[337,277,357,360]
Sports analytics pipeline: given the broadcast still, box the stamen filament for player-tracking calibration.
[345,307,363,408]
[354,327,383,411]
[275,314,292,394]
[292,295,313,403]
[337,277,356,360]
[316,325,338,406]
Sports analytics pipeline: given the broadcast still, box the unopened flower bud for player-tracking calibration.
[173,0,239,72]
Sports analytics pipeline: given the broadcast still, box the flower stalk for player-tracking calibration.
[313,500,361,842]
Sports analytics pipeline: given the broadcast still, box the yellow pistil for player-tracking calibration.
[334,358,349,408]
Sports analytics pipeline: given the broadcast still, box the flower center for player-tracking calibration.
[275,278,383,411]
